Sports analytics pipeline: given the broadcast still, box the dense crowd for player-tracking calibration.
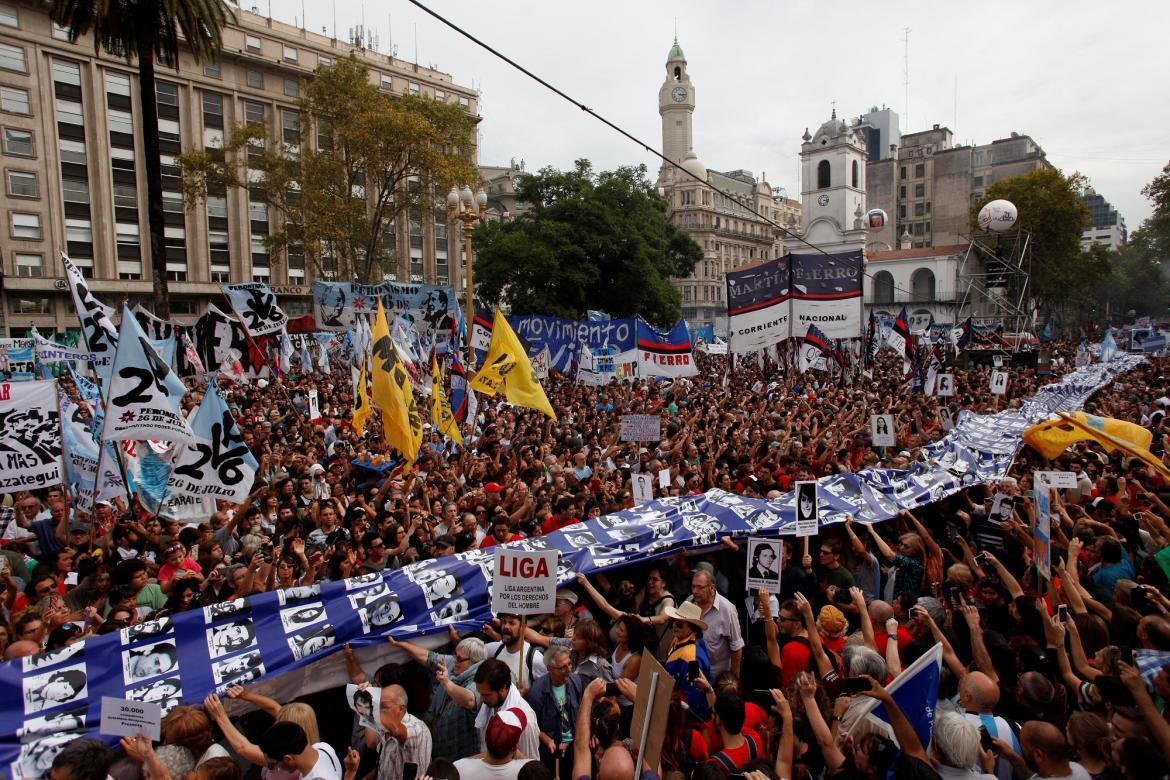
[9,343,1170,780]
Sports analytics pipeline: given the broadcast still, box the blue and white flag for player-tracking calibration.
[1100,329,1119,363]
[166,380,258,504]
[61,252,118,386]
[279,331,294,375]
[299,339,314,372]
[33,333,98,364]
[101,306,194,443]
[224,282,287,336]
[859,642,942,750]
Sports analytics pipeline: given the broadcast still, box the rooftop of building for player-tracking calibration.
[867,244,968,262]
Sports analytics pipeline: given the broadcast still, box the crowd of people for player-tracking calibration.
[11,341,1170,780]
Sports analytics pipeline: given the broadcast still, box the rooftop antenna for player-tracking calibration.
[903,27,911,124]
[953,73,958,136]
[388,11,392,59]
[331,0,336,38]
[414,22,418,65]
[300,0,305,29]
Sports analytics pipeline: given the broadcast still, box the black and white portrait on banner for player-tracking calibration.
[343,571,382,591]
[212,649,265,686]
[277,584,322,605]
[288,626,336,661]
[870,414,896,448]
[206,619,258,659]
[414,568,462,609]
[935,373,955,397]
[23,663,88,715]
[21,642,83,672]
[126,677,184,716]
[280,603,328,633]
[123,639,179,686]
[121,617,172,645]
[746,538,782,594]
[795,481,819,537]
[11,731,81,780]
[359,594,404,632]
[203,598,248,623]
[565,530,598,549]
[16,707,86,740]
[430,596,470,625]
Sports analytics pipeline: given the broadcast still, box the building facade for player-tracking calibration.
[654,39,800,333]
[0,0,478,334]
[1080,186,1127,251]
[865,125,1053,252]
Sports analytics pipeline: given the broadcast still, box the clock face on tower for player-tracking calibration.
[671,86,688,103]
[817,194,830,207]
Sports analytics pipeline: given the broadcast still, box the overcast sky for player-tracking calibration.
[290,0,1170,230]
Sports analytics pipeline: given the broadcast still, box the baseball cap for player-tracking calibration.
[485,707,526,756]
[484,482,504,494]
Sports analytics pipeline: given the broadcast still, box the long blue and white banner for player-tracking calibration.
[0,354,1143,775]
[312,281,461,341]
[509,316,637,373]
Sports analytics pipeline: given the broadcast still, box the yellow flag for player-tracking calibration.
[431,357,463,446]
[370,300,419,465]
[469,309,557,421]
[1037,412,1170,482]
[352,357,372,437]
[1022,411,1153,459]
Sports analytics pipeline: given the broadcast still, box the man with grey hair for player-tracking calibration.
[387,635,484,760]
[838,645,889,737]
[686,569,743,677]
[372,683,431,780]
[931,711,997,779]
[525,644,583,778]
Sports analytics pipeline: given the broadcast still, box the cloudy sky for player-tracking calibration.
[291,0,1170,229]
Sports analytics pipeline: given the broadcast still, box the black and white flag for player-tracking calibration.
[61,252,117,384]
[102,306,194,443]
[167,381,257,505]
[0,380,62,493]
[224,282,287,336]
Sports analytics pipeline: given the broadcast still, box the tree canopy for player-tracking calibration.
[974,168,1091,310]
[180,55,478,283]
[1096,161,1170,322]
[471,160,702,326]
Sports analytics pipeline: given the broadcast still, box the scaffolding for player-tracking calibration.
[954,228,1035,353]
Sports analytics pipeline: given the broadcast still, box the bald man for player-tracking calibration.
[960,672,1020,780]
[371,684,432,780]
[995,721,1091,780]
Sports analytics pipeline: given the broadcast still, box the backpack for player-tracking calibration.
[493,641,538,682]
[709,734,759,772]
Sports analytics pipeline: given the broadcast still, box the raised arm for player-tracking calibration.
[960,603,998,683]
[851,586,877,652]
[575,573,624,621]
[865,524,896,563]
[859,675,930,764]
[794,592,834,678]
[203,693,266,765]
[795,672,845,770]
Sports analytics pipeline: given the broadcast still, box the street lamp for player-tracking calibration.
[448,184,487,367]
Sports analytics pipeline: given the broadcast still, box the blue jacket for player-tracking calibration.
[525,672,584,746]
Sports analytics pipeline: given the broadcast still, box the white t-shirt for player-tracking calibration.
[303,743,343,780]
[482,641,547,686]
[474,685,541,762]
[453,758,532,780]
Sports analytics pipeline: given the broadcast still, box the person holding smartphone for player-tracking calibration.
[524,646,582,779]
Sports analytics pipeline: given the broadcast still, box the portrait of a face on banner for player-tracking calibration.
[746,538,782,594]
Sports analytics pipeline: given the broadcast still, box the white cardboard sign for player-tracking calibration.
[795,481,819,537]
[990,370,1008,395]
[620,414,661,442]
[1035,470,1078,489]
[871,414,896,448]
[100,696,161,741]
[491,548,559,615]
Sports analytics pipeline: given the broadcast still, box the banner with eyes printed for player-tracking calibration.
[0,354,1144,777]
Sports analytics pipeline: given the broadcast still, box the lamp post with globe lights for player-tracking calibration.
[447,185,487,367]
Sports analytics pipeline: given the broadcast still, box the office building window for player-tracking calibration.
[116,222,139,250]
[914,202,925,216]
[7,170,36,197]
[0,42,26,73]
[246,69,264,89]
[62,177,89,205]
[318,55,332,68]
[14,252,42,276]
[408,83,420,96]
[202,91,224,127]
[117,260,141,280]
[0,3,17,26]
[204,61,221,78]
[245,34,261,53]
[915,163,925,177]
[458,97,469,108]
[206,195,228,218]
[156,81,178,107]
[12,296,51,314]
[434,89,446,101]
[3,127,33,156]
[244,101,266,126]
[281,109,298,143]
[104,73,130,102]
[251,235,268,263]
[914,183,925,197]
[211,265,230,283]
[108,109,134,135]
[157,117,179,143]
[283,45,298,62]
[59,138,86,165]
[113,184,137,209]
[11,212,40,239]
[65,217,91,244]
[380,75,392,90]
[1,86,29,114]
[283,78,299,97]
[55,97,84,126]
[900,166,906,180]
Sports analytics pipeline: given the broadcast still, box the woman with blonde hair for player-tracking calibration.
[201,688,320,767]
[866,521,926,600]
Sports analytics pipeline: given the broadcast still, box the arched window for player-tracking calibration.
[872,271,894,304]
[911,268,936,302]
[852,160,859,188]
[817,160,831,189]
[673,66,681,80]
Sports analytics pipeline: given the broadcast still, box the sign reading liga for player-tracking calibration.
[491,547,558,615]
[790,250,864,339]
[725,255,792,354]
[0,380,63,493]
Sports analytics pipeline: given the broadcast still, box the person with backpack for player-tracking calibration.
[705,692,764,773]
[484,613,548,695]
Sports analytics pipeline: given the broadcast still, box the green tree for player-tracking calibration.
[50,0,233,319]
[180,55,478,283]
[974,168,1091,310]
[472,160,702,326]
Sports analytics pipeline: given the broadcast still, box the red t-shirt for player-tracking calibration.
[708,729,764,771]
[705,703,767,753]
[479,534,521,549]
[158,557,201,582]
[542,515,579,535]
[874,626,912,656]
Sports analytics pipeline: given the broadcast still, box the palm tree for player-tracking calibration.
[49,0,234,319]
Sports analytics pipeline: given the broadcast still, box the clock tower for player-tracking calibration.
[797,110,868,253]
[658,37,695,186]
